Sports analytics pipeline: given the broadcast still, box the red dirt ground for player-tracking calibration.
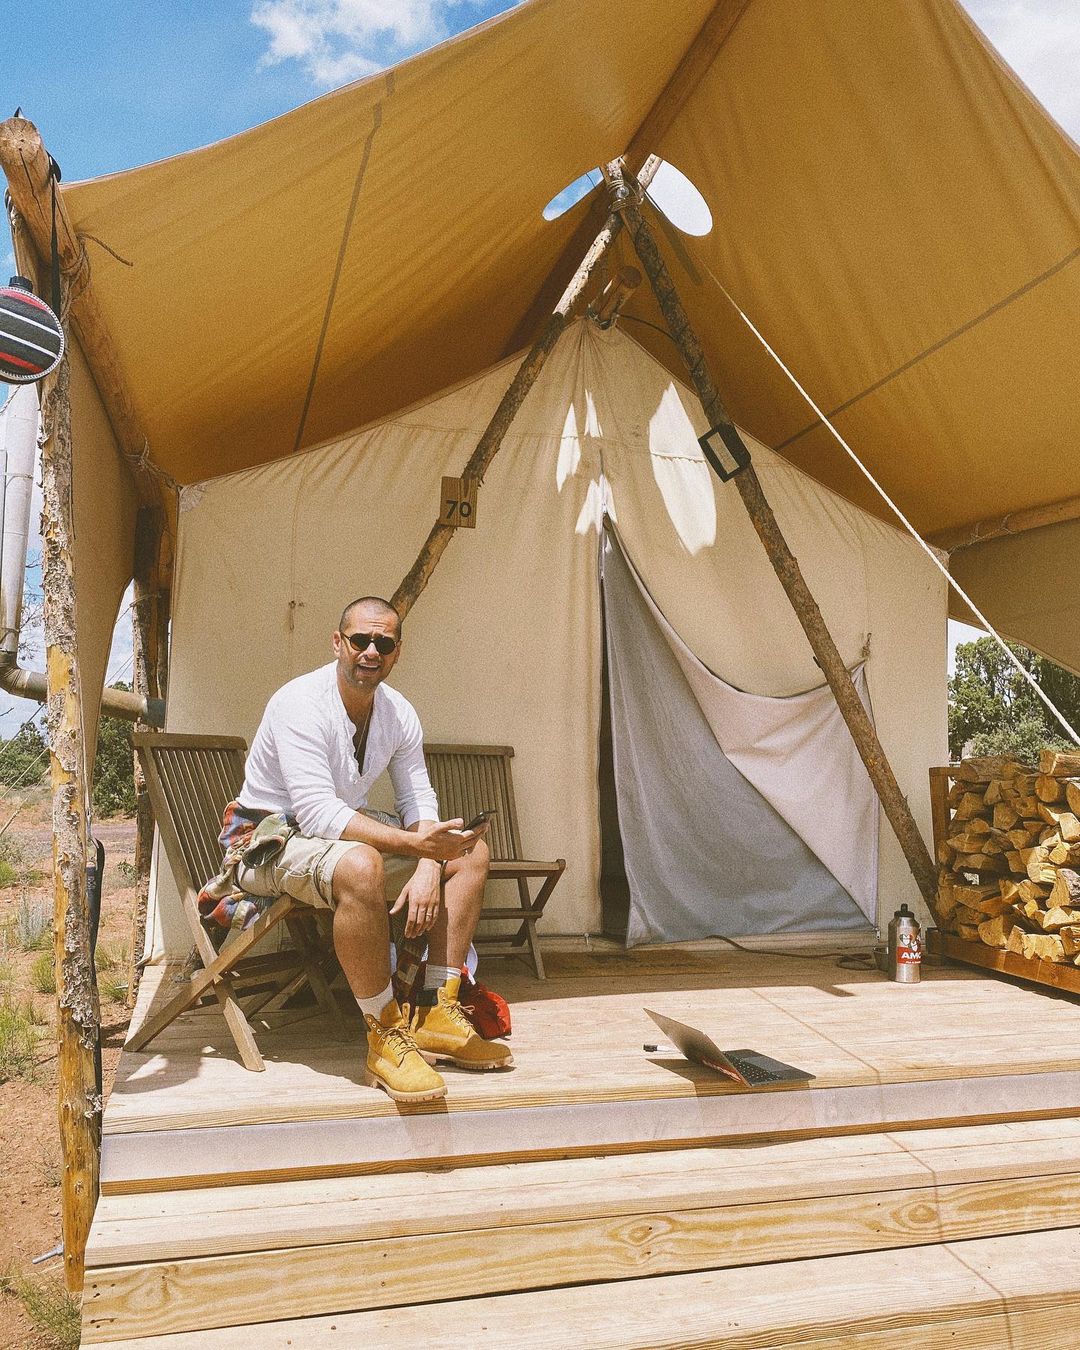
[0,789,136,1348]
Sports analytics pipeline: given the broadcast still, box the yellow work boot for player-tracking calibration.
[411,975,514,1071]
[363,998,447,1103]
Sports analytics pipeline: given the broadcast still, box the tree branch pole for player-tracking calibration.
[392,157,662,618]
[38,273,102,1291]
[128,506,171,1009]
[619,181,940,918]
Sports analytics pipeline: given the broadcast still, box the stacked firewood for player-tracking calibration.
[938,751,1080,965]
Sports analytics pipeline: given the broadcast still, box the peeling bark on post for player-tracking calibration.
[128,506,170,1008]
[39,325,101,1291]
[621,190,940,919]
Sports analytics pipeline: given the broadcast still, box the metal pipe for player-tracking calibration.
[0,385,35,662]
[0,389,164,726]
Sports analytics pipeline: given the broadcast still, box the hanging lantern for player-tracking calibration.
[0,276,65,384]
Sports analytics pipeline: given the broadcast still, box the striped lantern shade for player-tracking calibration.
[0,276,65,384]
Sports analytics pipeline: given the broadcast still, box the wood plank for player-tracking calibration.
[98,1070,1080,1195]
[104,952,1080,1144]
[82,1228,1080,1349]
[80,1171,1080,1339]
[86,1121,1080,1265]
[933,931,1080,996]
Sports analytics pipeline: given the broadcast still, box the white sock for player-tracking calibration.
[424,963,457,991]
[356,981,394,1021]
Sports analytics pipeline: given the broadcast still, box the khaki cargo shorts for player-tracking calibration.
[235,834,417,911]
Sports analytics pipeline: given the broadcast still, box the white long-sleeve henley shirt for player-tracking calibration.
[237,662,439,838]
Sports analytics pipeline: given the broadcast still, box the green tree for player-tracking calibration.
[0,719,48,788]
[92,685,136,817]
[948,638,1080,761]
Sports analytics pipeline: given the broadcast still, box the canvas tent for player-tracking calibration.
[2,0,1076,946]
[7,0,1080,1288]
[148,319,944,952]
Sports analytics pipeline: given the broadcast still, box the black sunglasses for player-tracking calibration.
[343,630,398,656]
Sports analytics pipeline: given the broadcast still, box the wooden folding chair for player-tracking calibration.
[424,743,565,979]
[127,733,345,1071]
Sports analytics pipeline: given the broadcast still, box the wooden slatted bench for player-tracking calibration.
[424,743,565,979]
[128,733,344,1071]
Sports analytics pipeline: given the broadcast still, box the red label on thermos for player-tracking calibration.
[897,938,922,964]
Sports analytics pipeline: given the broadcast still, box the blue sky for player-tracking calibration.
[3,2,519,183]
[1,0,1078,729]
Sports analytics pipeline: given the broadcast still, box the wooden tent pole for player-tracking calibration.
[128,506,170,1009]
[392,157,661,619]
[36,270,102,1291]
[929,493,1080,553]
[618,181,940,918]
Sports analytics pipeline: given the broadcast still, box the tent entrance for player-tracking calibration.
[600,527,868,946]
[599,591,630,941]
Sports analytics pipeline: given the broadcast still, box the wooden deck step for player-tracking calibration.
[86,1224,1080,1348]
[83,1118,1080,1342]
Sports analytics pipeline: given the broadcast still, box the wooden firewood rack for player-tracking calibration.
[928,766,1080,997]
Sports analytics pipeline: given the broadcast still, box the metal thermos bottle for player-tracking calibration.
[888,904,922,983]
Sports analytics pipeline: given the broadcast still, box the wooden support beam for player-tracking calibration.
[619,183,940,919]
[38,267,101,1291]
[127,506,171,1010]
[393,164,657,618]
[0,115,164,511]
[928,493,1080,553]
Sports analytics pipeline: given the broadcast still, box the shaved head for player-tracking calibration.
[338,596,401,637]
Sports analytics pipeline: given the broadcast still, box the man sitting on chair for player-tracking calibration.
[222,594,511,1102]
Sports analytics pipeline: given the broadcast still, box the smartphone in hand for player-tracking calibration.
[464,809,496,831]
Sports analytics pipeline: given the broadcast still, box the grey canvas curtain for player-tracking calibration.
[602,527,870,945]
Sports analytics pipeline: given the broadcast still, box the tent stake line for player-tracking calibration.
[618,177,939,920]
[391,158,662,619]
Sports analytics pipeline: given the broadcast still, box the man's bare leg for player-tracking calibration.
[332,844,447,1101]
[411,838,510,1067]
[330,844,392,999]
[426,838,490,970]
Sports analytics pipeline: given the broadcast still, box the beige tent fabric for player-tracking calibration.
[69,339,138,764]
[58,0,1080,556]
[149,321,945,955]
[637,0,1080,538]
[62,0,714,485]
[949,522,1080,678]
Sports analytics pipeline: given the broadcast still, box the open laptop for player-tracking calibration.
[644,1008,815,1088]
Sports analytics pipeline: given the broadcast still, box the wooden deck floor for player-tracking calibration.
[85,945,1080,1345]
[112,944,1080,1128]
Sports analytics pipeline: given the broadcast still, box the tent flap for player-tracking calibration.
[602,528,870,943]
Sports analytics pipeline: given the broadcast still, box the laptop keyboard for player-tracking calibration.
[728,1054,785,1085]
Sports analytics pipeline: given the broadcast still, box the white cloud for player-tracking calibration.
[960,1,1080,139]
[251,0,491,87]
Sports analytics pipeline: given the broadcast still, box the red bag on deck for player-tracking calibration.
[459,970,512,1039]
